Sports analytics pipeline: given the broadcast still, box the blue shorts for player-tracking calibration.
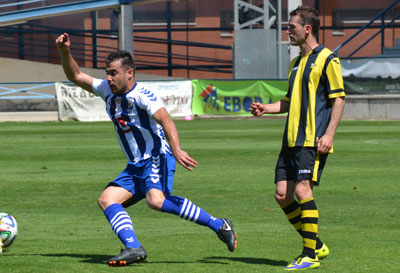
[107,153,176,206]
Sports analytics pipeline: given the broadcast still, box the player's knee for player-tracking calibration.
[146,193,165,211]
[98,194,111,211]
[274,192,285,204]
[146,189,165,211]
[294,182,313,200]
[146,198,164,211]
[275,192,292,206]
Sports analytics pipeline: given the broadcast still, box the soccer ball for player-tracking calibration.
[0,213,18,249]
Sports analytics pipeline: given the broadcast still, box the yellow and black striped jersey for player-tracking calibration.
[283,45,345,149]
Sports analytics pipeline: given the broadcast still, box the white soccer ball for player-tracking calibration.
[0,212,18,248]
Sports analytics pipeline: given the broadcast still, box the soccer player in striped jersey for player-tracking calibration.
[250,6,345,271]
[56,33,237,266]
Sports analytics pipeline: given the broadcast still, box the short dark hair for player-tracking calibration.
[105,50,135,70]
[290,5,320,37]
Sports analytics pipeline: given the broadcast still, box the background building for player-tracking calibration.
[0,0,399,79]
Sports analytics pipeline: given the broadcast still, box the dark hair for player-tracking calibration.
[290,5,320,36]
[105,50,135,70]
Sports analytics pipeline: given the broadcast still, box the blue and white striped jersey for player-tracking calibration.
[92,78,171,163]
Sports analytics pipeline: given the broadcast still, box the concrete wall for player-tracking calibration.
[343,95,400,120]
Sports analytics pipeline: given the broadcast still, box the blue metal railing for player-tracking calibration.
[0,82,56,100]
[346,13,400,58]
[333,0,400,57]
[0,1,130,26]
[0,0,44,9]
[0,1,233,77]
[0,22,233,74]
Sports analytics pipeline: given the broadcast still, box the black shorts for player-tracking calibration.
[274,146,328,186]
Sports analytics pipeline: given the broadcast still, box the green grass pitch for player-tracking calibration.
[0,118,399,272]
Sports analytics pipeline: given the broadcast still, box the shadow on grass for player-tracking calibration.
[30,253,286,267]
[39,253,224,265]
[40,253,110,265]
[199,256,287,266]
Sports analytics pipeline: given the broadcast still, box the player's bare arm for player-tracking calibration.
[56,33,94,92]
[153,108,198,171]
[317,96,345,154]
[249,99,289,117]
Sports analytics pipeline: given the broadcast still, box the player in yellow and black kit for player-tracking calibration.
[250,5,345,271]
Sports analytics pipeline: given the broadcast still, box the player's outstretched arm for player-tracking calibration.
[249,99,289,117]
[55,33,94,93]
[153,108,198,171]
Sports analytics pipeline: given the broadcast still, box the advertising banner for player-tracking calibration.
[55,82,109,121]
[56,80,193,121]
[192,80,287,116]
[141,80,193,117]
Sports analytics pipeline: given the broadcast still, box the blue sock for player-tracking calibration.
[161,195,223,232]
[104,203,141,248]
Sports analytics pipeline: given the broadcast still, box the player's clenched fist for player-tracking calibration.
[55,33,70,53]
[249,102,266,117]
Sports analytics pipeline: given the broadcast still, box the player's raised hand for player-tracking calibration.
[173,148,198,171]
[249,102,266,117]
[55,33,71,53]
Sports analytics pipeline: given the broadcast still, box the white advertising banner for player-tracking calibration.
[142,80,193,117]
[55,80,193,121]
[55,82,109,121]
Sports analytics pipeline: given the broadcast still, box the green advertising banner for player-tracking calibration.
[192,79,287,116]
